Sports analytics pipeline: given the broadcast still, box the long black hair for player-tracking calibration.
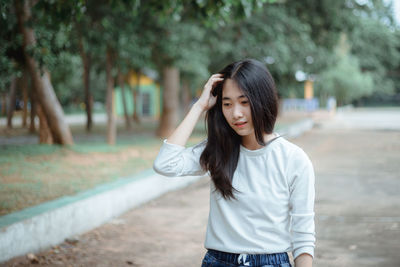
[200,59,278,200]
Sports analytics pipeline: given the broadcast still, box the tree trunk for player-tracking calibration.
[7,77,17,129]
[118,69,131,130]
[29,82,36,133]
[1,94,6,116]
[132,70,141,123]
[79,35,93,132]
[156,66,180,138]
[28,73,51,142]
[15,0,73,145]
[21,67,29,128]
[106,47,116,145]
[182,79,192,115]
[37,104,53,144]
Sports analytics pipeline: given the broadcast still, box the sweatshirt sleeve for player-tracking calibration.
[153,139,207,177]
[287,147,316,260]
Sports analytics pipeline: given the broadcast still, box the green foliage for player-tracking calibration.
[48,51,107,109]
[1,0,399,108]
[205,3,321,96]
[0,49,18,93]
[150,17,209,72]
[315,55,374,105]
[179,0,268,27]
[348,17,400,94]
[287,0,356,49]
[25,1,82,69]
[0,0,21,92]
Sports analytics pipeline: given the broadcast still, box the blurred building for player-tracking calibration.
[114,71,161,119]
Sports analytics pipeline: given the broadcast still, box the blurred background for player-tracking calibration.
[1,0,399,144]
[0,0,399,265]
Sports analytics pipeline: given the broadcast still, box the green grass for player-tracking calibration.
[0,144,61,158]
[0,119,208,216]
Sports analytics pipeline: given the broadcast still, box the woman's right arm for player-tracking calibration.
[166,74,223,146]
[153,74,224,176]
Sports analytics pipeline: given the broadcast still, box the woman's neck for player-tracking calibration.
[241,132,277,150]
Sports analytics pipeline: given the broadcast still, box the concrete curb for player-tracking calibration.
[0,171,204,263]
[0,118,314,263]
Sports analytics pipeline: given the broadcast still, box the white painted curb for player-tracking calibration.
[0,172,204,263]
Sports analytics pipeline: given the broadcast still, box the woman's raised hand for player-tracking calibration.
[166,74,223,145]
[195,74,224,111]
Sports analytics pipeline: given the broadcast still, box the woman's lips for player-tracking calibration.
[234,122,247,128]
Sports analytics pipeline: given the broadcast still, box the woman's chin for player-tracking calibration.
[233,129,254,137]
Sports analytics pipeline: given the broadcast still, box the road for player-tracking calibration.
[4,108,400,267]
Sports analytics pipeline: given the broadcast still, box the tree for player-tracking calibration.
[205,3,320,97]
[77,23,93,132]
[117,69,131,130]
[146,0,273,137]
[348,15,400,95]
[288,0,400,102]
[315,54,374,105]
[3,0,398,145]
[149,18,209,137]
[15,0,74,145]
[78,0,155,144]
[1,0,22,128]
[6,77,17,129]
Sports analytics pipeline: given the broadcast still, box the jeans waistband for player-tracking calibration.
[207,249,290,266]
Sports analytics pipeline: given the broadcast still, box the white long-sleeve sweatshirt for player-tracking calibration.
[153,136,315,259]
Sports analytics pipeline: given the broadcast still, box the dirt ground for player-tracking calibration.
[3,108,400,267]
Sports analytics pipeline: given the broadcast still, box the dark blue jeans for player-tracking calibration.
[201,249,292,267]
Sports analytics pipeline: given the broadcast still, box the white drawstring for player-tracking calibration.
[238,254,250,266]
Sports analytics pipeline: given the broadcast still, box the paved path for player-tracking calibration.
[4,108,400,266]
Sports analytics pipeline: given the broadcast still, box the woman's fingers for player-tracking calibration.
[209,78,224,89]
[207,74,224,83]
[196,74,224,111]
[210,73,223,79]
[205,74,224,91]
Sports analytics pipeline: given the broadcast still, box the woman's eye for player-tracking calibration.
[223,103,231,107]
[242,101,248,104]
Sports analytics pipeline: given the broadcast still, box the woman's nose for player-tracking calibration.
[233,105,243,119]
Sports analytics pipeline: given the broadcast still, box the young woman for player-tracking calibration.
[153,59,315,267]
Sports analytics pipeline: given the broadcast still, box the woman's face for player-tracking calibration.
[222,79,254,137]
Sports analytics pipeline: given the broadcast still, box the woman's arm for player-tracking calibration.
[166,103,204,146]
[294,253,313,267]
[166,74,223,146]
[153,74,223,176]
[288,148,316,261]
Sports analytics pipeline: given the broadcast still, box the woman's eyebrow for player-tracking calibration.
[222,95,247,100]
